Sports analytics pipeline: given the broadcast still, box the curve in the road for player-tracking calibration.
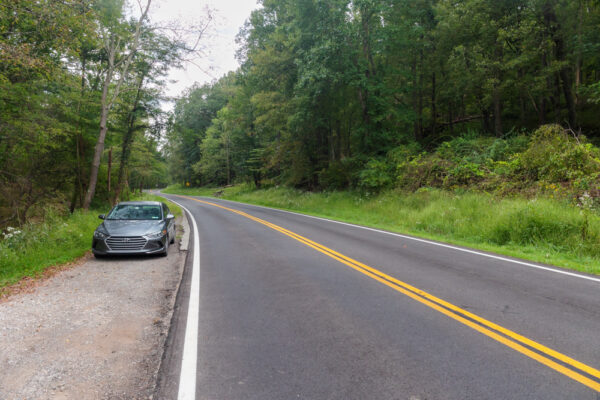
[177,194,600,394]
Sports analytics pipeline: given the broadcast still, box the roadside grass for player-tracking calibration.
[0,210,101,290]
[164,183,600,275]
[162,184,218,197]
[0,192,184,292]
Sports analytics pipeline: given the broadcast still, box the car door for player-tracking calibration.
[163,203,175,238]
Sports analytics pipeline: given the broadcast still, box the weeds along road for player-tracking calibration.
[156,194,600,400]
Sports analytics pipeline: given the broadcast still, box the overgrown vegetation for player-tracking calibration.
[0,210,101,290]
[393,125,600,201]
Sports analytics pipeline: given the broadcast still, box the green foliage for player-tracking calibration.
[358,159,394,191]
[168,0,600,195]
[488,199,599,258]
[0,0,179,226]
[393,125,600,202]
[0,210,101,289]
[517,124,600,182]
[318,158,359,190]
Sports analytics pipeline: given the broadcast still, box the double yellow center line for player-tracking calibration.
[181,196,600,392]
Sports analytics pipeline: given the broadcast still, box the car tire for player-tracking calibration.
[160,237,169,257]
[170,234,175,244]
[94,253,105,259]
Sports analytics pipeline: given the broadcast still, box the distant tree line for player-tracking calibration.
[167,0,600,191]
[0,0,208,226]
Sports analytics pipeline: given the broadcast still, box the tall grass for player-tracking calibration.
[166,184,600,274]
[162,184,217,197]
[0,210,101,289]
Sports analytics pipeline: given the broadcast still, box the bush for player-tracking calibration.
[394,126,600,200]
[517,124,600,182]
[398,153,447,190]
[358,158,393,191]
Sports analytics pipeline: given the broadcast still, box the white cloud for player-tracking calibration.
[150,0,260,101]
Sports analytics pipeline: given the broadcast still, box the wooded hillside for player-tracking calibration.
[167,0,600,202]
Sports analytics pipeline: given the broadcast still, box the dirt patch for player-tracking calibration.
[0,222,186,399]
[0,253,93,302]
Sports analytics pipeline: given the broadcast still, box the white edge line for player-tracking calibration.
[206,197,600,284]
[169,200,200,400]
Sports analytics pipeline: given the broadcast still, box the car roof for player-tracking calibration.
[116,201,162,206]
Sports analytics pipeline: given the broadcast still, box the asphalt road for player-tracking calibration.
[157,194,600,400]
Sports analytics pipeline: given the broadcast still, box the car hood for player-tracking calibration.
[100,220,165,236]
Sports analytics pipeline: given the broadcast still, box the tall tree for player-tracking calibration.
[83,0,152,209]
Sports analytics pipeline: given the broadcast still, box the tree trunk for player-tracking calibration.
[448,102,454,135]
[83,0,151,210]
[412,60,421,141]
[225,135,231,186]
[431,72,437,136]
[357,4,376,149]
[543,1,576,127]
[575,0,583,104]
[107,147,112,194]
[560,68,577,127]
[114,72,146,204]
[69,183,78,214]
[83,68,112,209]
[518,69,526,126]
[493,89,503,137]
[482,107,492,133]
[71,51,87,212]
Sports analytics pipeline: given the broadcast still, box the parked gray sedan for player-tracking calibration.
[92,201,176,257]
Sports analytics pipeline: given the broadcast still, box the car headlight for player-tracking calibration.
[94,230,108,239]
[145,229,167,239]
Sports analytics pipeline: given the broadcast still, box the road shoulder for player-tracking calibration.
[0,217,188,399]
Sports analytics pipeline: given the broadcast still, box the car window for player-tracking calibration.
[106,205,162,220]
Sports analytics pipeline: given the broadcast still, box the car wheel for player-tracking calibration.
[170,234,175,244]
[160,237,169,257]
[94,253,105,259]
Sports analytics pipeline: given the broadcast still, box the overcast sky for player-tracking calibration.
[149,0,260,101]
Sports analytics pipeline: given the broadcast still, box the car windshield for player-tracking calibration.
[106,204,162,220]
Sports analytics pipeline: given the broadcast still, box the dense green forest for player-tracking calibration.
[3,0,600,230]
[167,0,600,205]
[0,0,207,226]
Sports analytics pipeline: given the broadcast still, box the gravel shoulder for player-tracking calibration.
[0,217,188,400]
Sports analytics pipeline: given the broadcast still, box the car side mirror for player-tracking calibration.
[98,214,105,220]
[166,213,174,220]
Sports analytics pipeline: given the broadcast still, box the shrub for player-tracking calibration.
[487,135,529,161]
[444,161,486,186]
[358,158,393,191]
[517,124,600,182]
[397,153,453,190]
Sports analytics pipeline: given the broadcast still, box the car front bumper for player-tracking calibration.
[92,235,167,255]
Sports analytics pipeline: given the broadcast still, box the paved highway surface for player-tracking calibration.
[156,194,600,400]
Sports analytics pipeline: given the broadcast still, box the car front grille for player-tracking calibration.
[106,236,147,251]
